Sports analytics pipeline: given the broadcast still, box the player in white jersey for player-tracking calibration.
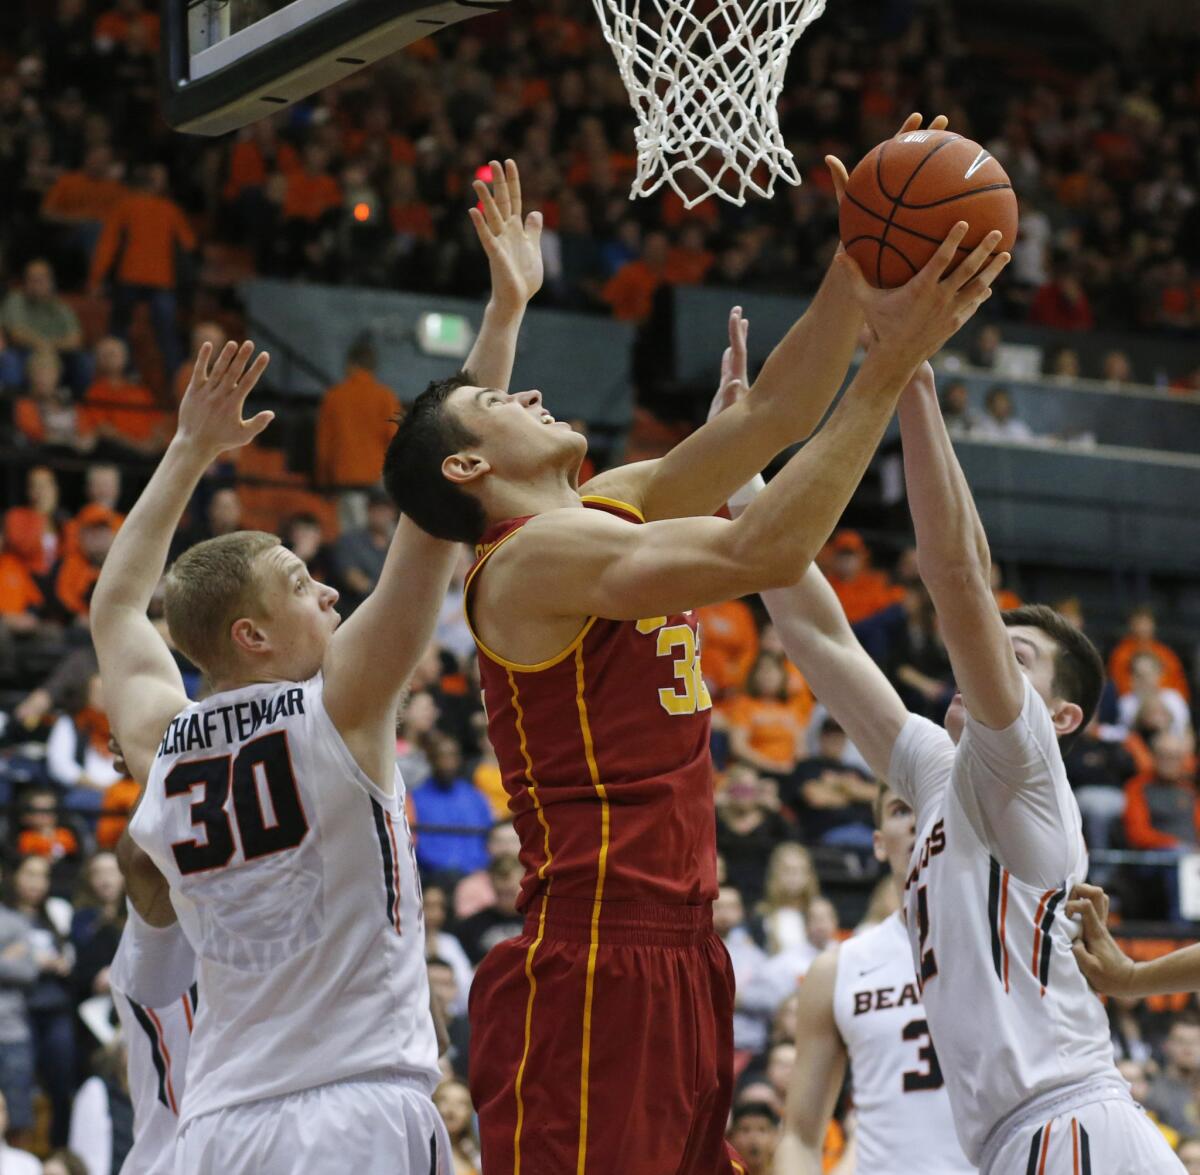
[109,903,197,1175]
[774,783,973,1174]
[721,338,1182,1170]
[89,162,545,1175]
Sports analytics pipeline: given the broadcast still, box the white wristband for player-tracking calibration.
[727,473,766,515]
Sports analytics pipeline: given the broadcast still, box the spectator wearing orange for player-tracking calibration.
[93,0,160,51]
[276,143,342,274]
[1110,606,1191,700]
[825,530,901,624]
[90,163,196,383]
[13,351,94,455]
[663,223,715,286]
[698,597,760,698]
[315,334,401,532]
[601,230,670,323]
[61,465,125,559]
[51,506,117,623]
[4,466,66,579]
[1122,729,1200,919]
[78,337,168,458]
[39,145,127,261]
[725,653,808,781]
[15,789,78,862]
[174,321,228,404]
[1,260,88,394]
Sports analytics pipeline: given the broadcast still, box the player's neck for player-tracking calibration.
[484,468,581,526]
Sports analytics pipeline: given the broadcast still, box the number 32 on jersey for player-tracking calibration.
[637,616,712,716]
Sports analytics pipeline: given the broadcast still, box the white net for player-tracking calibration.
[593,0,828,207]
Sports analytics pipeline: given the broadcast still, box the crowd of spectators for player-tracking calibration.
[0,0,1193,410]
[0,0,1195,1170]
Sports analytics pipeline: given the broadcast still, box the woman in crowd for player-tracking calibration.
[433,1079,481,1175]
[69,852,124,1006]
[754,843,820,955]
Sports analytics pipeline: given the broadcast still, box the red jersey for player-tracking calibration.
[466,497,718,910]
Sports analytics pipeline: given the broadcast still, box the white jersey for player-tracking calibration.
[832,912,974,1174]
[129,674,439,1127]
[889,678,1118,1164]
[110,906,198,1175]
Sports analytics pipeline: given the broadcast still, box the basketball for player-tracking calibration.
[839,130,1019,288]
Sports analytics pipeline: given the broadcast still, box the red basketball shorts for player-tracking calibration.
[468,896,747,1175]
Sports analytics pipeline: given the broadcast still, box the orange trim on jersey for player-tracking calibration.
[146,1007,178,1115]
[385,811,404,933]
[574,643,610,1175]
[999,869,1011,993]
[1030,887,1055,982]
[1071,1117,1080,1175]
[464,526,600,673]
[578,494,646,523]
[1037,1119,1053,1174]
[508,671,553,1175]
[181,993,193,1032]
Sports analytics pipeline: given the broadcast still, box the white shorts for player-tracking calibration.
[175,1071,451,1175]
[984,1093,1183,1174]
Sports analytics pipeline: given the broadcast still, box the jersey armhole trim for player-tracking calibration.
[464,526,600,673]
[578,494,646,523]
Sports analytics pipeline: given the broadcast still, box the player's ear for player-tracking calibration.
[443,452,490,486]
[1051,699,1084,739]
[229,616,269,656]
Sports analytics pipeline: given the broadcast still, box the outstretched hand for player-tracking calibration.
[707,306,750,421]
[1066,883,1139,997]
[825,112,951,207]
[470,158,544,315]
[838,223,1010,374]
[177,340,273,460]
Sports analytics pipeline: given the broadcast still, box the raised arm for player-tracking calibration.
[774,949,847,1175]
[91,342,273,783]
[896,356,1023,730]
[585,113,949,523]
[320,166,544,779]
[461,158,542,392]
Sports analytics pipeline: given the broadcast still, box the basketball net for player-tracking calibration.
[593,0,827,207]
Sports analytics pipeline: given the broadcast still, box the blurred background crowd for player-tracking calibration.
[0,0,1195,1171]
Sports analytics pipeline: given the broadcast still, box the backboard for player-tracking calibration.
[163,0,511,135]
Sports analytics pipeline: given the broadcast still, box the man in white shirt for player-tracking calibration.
[720,337,1181,1170]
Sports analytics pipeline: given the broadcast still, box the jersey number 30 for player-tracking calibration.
[165,731,309,875]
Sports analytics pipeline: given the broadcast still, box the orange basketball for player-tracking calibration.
[838,130,1019,289]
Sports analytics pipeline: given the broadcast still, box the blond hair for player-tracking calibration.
[164,531,280,675]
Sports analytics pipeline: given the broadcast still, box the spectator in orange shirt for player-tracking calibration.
[78,337,169,458]
[61,465,125,559]
[4,466,66,579]
[90,164,196,383]
[698,597,760,698]
[0,533,49,678]
[826,530,900,624]
[93,0,159,51]
[315,334,402,532]
[15,788,79,862]
[39,144,127,264]
[13,350,95,455]
[275,143,343,277]
[50,506,117,623]
[725,653,808,782]
[602,231,670,323]
[1110,606,1191,701]
[664,223,715,286]
[174,321,228,404]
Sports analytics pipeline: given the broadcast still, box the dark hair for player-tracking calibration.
[382,372,486,543]
[346,332,377,371]
[731,1101,781,1128]
[985,384,1010,409]
[746,652,789,701]
[1001,604,1104,753]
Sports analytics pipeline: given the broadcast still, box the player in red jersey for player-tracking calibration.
[384,145,1009,1174]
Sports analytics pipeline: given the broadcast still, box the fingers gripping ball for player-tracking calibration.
[839,130,1019,288]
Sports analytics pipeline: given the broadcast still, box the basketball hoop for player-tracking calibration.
[593,0,827,207]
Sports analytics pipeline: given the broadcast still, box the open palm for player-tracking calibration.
[470,158,544,312]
